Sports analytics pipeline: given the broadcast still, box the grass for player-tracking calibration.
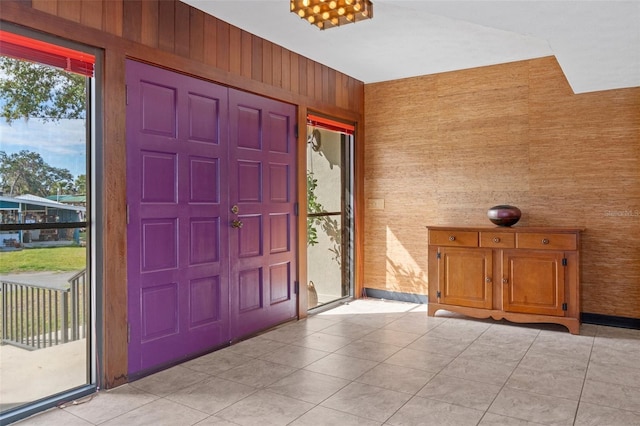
[0,247,86,274]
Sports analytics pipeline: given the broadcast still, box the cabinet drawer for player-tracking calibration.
[480,232,515,248]
[429,230,478,247]
[516,232,577,250]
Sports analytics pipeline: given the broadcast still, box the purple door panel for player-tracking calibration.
[228,89,297,339]
[126,60,230,375]
[127,62,297,375]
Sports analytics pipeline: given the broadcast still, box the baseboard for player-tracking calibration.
[364,288,427,304]
[581,312,640,330]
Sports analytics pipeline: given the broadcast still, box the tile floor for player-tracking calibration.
[14,298,640,425]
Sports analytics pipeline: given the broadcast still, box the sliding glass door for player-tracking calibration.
[0,27,97,422]
[306,115,354,309]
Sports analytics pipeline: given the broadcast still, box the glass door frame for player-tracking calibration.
[0,23,102,424]
[306,114,355,310]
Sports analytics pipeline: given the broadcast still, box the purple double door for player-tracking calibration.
[126,60,297,375]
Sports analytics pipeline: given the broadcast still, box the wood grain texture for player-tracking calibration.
[1,0,364,387]
[365,57,640,319]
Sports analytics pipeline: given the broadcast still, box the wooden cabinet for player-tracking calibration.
[427,226,582,334]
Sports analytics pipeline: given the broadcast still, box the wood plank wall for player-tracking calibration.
[0,0,365,388]
[364,56,640,320]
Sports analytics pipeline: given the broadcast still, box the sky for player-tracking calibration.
[0,117,87,178]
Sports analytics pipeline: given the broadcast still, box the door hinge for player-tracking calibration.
[436,290,441,299]
[562,258,568,266]
[127,322,131,343]
[562,303,568,311]
[294,202,299,216]
[294,124,299,139]
[126,204,130,225]
[125,84,129,105]
[294,281,299,294]
[436,251,441,260]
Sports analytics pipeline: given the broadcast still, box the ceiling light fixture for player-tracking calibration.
[290,0,373,30]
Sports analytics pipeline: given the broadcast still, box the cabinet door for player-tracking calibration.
[438,247,493,309]
[502,250,566,316]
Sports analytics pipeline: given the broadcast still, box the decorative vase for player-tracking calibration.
[487,205,521,227]
[308,281,318,309]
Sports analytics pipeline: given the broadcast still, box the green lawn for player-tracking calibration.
[0,247,86,274]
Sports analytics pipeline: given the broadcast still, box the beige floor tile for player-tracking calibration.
[260,322,316,343]
[595,325,640,340]
[489,387,578,425]
[505,367,585,400]
[517,351,588,379]
[194,416,243,426]
[165,377,256,415]
[458,341,528,365]
[387,395,484,426]
[299,316,342,331]
[258,344,329,368]
[182,350,254,375]
[303,353,378,380]
[586,360,640,389]
[267,369,350,404]
[319,322,378,340]
[359,328,421,347]
[478,412,546,425]
[335,339,403,362]
[343,312,403,329]
[14,408,93,425]
[10,299,640,426]
[214,390,313,426]
[417,374,502,410]
[216,359,297,388]
[424,323,489,344]
[355,362,436,394]
[581,379,640,413]
[100,398,208,426]
[383,347,454,373]
[128,365,210,397]
[289,405,382,426]
[321,382,412,422]
[224,336,286,358]
[62,385,158,424]
[406,334,471,357]
[590,343,640,370]
[473,325,538,349]
[383,316,444,335]
[292,331,352,352]
[574,401,640,426]
[528,331,594,362]
[439,357,514,386]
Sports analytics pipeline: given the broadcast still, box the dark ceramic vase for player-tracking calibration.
[487,205,521,227]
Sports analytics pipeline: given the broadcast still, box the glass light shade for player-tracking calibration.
[290,0,373,30]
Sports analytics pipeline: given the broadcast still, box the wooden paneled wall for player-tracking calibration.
[364,56,640,319]
[0,0,365,388]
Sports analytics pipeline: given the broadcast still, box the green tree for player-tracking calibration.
[0,57,86,124]
[0,150,74,197]
[74,174,86,195]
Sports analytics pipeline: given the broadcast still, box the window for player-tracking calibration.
[0,26,99,423]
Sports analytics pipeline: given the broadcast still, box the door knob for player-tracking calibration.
[231,219,243,229]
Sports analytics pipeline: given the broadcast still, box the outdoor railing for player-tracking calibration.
[1,269,87,350]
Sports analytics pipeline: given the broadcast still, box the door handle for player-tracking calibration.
[231,205,239,214]
[231,219,243,229]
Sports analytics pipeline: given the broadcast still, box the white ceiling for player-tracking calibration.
[183,1,640,94]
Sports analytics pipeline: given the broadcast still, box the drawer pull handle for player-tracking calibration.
[542,238,550,245]
[449,235,456,241]
[486,277,492,283]
[502,278,508,284]
[493,237,500,243]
